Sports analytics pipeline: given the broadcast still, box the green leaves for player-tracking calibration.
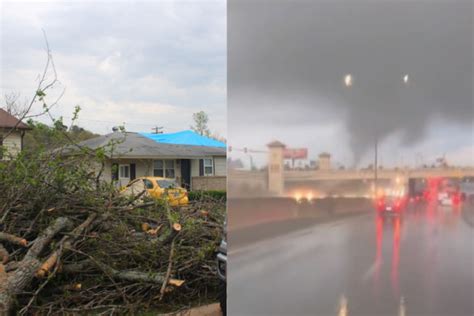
[36,90,46,97]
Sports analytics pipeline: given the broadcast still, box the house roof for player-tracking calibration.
[319,152,331,158]
[140,130,226,148]
[0,109,30,130]
[76,132,226,159]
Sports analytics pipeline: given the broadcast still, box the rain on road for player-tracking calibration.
[228,203,474,316]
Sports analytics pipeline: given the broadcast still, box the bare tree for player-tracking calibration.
[2,30,63,141]
[190,111,210,136]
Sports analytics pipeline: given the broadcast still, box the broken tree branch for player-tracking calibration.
[0,232,28,248]
[0,217,72,314]
[0,244,9,264]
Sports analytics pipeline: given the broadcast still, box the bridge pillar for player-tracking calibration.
[267,141,286,196]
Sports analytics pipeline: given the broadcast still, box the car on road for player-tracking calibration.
[216,220,227,315]
[121,177,189,206]
[437,179,462,206]
[375,195,406,215]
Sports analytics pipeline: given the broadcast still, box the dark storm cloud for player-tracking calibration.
[229,0,473,162]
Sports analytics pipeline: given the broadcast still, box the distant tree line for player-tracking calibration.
[23,119,98,152]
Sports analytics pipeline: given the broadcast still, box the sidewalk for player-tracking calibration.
[161,303,221,316]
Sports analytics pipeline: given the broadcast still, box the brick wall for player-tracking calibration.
[192,176,226,191]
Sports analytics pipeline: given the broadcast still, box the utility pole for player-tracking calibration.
[151,126,163,134]
[374,134,378,197]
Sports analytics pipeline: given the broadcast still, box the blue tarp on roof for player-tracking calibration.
[139,130,226,148]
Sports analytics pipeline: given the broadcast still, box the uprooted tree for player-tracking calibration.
[0,35,225,315]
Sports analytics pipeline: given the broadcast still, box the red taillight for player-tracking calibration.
[452,194,461,205]
[376,200,384,211]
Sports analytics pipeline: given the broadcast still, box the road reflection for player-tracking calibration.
[373,213,403,295]
[372,202,463,306]
[391,215,401,296]
[337,294,348,316]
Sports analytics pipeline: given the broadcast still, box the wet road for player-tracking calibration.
[228,203,474,316]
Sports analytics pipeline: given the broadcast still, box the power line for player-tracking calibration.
[151,126,164,134]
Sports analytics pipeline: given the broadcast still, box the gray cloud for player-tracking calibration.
[1,0,226,135]
[229,0,473,164]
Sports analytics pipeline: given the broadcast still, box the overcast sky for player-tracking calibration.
[0,0,226,136]
[228,0,473,168]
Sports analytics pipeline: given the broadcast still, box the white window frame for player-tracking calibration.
[118,164,130,185]
[153,159,176,178]
[203,158,214,176]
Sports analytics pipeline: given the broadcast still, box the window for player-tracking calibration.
[153,159,175,178]
[143,179,154,189]
[165,160,175,178]
[204,158,213,176]
[119,165,130,178]
[153,160,163,177]
[156,179,177,189]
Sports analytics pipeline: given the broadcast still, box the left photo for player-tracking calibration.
[0,1,226,315]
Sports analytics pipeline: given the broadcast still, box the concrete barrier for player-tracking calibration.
[461,203,474,227]
[228,197,372,231]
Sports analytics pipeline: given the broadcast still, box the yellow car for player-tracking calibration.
[122,177,189,206]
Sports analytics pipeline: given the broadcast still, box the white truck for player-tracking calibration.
[437,178,461,206]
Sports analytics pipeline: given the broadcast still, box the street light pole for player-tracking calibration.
[343,73,410,198]
[374,133,378,197]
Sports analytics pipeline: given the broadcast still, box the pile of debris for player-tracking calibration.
[0,152,224,315]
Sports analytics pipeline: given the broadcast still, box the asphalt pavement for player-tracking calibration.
[228,202,474,316]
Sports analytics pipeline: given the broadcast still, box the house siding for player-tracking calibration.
[191,159,200,177]
[191,176,226,191]
[214,156,226,176]
[94,156,226,190]
[1,131,22,159]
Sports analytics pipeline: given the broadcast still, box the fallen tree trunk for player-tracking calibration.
[61,260,184,286]
[0,217,72,314]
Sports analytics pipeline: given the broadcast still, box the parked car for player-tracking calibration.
[216,219,227,315]
[121,177,189,206]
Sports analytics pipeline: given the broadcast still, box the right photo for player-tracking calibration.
[227,0,473,315]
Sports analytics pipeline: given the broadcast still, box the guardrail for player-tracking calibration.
[228,197,372,231]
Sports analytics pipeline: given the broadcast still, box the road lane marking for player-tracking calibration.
[399,296,406,316]
[362,260,380,281]
[337,294,348,316]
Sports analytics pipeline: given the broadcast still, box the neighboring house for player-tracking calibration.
[76,130,227,191]
[0,109,30,160]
